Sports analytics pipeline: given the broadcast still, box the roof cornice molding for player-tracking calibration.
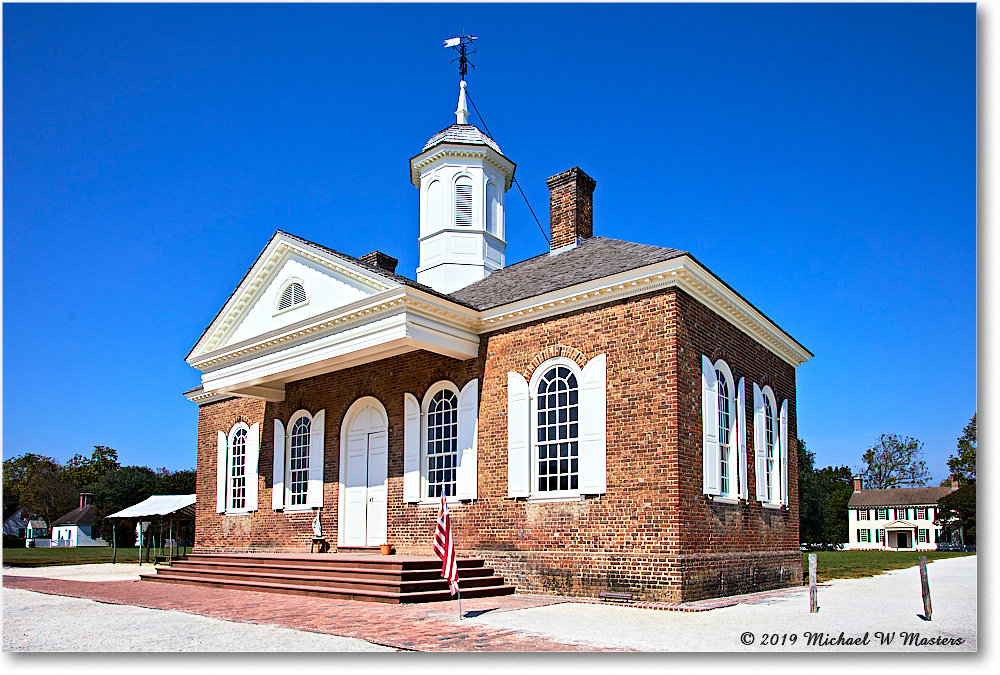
[409,145,516,191]
[190,234,399,359]
[190,286,480,373]
[184,388,236,405]
[475,256,812,367]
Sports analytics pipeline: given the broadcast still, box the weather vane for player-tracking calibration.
[443,35,478,81]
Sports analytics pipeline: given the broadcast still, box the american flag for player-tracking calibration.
[433,496,460,595]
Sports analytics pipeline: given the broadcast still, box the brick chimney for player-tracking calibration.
[80,493,94,508]
[950,474,961,489]
[546,167,597,251]
[359,251,398,274]
[853,477,863,492]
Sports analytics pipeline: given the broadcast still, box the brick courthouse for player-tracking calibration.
[184,81,813,603]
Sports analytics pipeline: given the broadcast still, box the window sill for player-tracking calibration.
[281,507,315,514]
[412,497,467,507]
[526,494,584,504]
[761,502,783,510]
[708,496,741,505]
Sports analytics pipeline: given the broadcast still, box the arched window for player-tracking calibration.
[454,176,473,227]
[535,364,580,493]
[701,356,746,500]
[216,421,260,514]
[505,354,607,500]
[427,179,444,234]
[229,424,249,511]
[753,383,787,506]
[271,409,326,511]
[276,281,307,312]
[486,182,501,236]
[289,414,312,507]
[426,386,459,498]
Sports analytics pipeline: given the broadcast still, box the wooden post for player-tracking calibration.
[112,523,117,564]
[919,556,932,620]
[809,553,818,613]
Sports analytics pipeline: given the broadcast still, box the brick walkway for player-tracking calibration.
[3,575,622,651]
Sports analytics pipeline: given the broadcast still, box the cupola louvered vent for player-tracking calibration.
[278,282,307,311]
[455,178,473,227]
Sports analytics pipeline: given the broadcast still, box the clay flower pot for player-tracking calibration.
[380,544,393,556]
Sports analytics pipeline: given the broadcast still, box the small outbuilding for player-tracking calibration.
[51,493,106,547]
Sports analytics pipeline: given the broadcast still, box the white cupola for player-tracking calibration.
[409,80,516,294]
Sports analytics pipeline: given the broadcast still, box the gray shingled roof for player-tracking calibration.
[422,124,503,155]
[848,487,956,508]
[52,504,96,526]
[449,237,687,310]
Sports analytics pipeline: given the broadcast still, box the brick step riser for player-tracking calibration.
[142,575,515,604]
[181,556,485,572]
[167,563,496,582]
[151,570,506,594]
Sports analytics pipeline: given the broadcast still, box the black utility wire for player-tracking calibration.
[465,90,549,244]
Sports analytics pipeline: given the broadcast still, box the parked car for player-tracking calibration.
[936,542,960,551]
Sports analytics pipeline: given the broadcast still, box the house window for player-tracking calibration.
[716,366,735,497]
[426,387,459,498]
[859,529,870,543]
[216,422,260,514]
[702,357,745,500]
[764,396,775,502]
[271,409,326,511]
[877,508,888,520]
[289,415,311,506]
[403,380,481,503]
[895,508,907,520]
[918,529,928,543]
[753,383,784,506]
[535,365,580,493]
[916,507,928,520]
[276,281,308,312]
[876,529,885,543]
[858,509,870,521]
[506,354,607,500]
[229,425,248,511]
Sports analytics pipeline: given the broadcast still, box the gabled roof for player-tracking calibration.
[52,504,96,526]
[848,487,956,508]
[450,237,686,310]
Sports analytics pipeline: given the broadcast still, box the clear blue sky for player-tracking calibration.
[3,3,976,482]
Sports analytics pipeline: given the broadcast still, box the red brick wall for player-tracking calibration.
[193,286,801,601]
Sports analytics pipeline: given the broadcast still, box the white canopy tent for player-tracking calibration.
[107,495,196,564]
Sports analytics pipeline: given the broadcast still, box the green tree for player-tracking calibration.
[947,413,976,483]
[92,466,159,540]
[154,468,196,495]
[63,445,120,491]
[2,453,61,515]
[859,434,930,489]
[935,482,976,546]
[798,439,854,549]
[19,466,79,527]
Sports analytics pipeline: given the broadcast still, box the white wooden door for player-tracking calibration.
[342,405,388,546]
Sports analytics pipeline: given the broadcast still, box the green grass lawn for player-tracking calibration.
[803,550,974,583]
[2,546,190,567]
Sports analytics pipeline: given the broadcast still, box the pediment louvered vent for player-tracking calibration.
[278,282,307,311]
[455,179,473,227]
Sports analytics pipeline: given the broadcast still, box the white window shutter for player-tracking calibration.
[457,379,480,500]
[701,355,720,496]
[579,354,607,495]
[780,399,789,506]
[216,431,227,513]
[306,410,325,508]
[272,419,285,511]
[403,393,421,503]
[737,377,748,501]
[246,423,260,511]
[507,372,530,498]
[753,383,767,502]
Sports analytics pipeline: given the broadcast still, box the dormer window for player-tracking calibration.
[276,281,307,313]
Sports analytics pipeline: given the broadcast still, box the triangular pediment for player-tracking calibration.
[188,232,401,360]
[885,520,916,529]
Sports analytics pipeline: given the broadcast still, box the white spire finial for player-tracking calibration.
[455,80,469,125]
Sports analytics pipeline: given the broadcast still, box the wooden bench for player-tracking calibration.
[598,591,634,603]
[310,537,329,553]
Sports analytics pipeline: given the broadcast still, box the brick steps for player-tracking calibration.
[141,553,515,604]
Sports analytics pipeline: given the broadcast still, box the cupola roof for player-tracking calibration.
[421,123,504,156]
